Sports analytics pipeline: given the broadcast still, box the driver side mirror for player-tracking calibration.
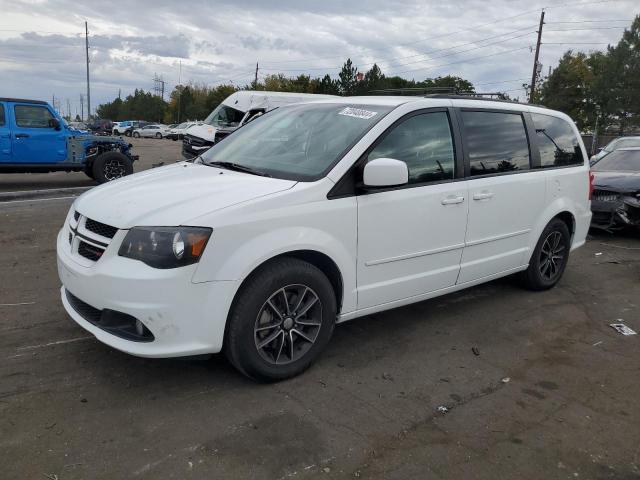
[363,158,409,188]
[49,118,61,130]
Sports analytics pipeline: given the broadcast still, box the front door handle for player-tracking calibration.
[441,195,465,205]
[15,133,30,139]
[473,192,494,201]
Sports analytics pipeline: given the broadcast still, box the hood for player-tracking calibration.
[74,162,296,228]
[593,171,640,193]
[187,124,218,142]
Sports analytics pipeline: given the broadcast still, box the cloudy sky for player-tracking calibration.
[0,0,637,118]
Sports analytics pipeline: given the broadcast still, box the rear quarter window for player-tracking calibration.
[461,111,531,176]
[531,113,583,167]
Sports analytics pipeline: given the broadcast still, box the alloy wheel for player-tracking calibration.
[539,231,566,281]
[103,158,127,181]
[254,284,322,365]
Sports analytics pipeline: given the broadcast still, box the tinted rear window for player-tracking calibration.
[0,104,4,126]
[461,111,530,176]
[531,113,583,167]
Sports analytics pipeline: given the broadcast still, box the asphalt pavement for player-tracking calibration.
[0,142,639,479]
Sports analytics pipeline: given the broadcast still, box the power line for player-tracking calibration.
[389,45,533,77]
[260,8,544,67]
[261,26,538,72]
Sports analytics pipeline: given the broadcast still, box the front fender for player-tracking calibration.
[193,223,357,314]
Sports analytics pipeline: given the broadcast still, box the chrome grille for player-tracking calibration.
[85,218,118,239]
[68,211,116,264]
[593,190,620,202]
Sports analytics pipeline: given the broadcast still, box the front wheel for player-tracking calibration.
[92,151,133,184]
[520,218,571,290]
[155,132,162,139]
[225,258,337,382]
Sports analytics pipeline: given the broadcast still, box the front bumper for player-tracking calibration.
[57,228,238,357]
[182,135,213,160]
[591,198,640,230]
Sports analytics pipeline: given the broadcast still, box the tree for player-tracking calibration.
[539,52,594,130]
[420,75,475,93]
[338,58,358,96]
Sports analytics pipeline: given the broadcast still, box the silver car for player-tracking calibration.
[132,124,170,139]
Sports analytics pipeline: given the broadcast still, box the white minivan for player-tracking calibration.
[57,96,592,381]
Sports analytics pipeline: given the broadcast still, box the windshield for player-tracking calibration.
[201,103,392,181]
[592,150,640,172]
[204,104,245,128]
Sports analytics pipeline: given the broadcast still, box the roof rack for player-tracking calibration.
[368,87,544,107]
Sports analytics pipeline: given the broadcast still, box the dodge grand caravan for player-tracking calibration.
[57,96,592,381]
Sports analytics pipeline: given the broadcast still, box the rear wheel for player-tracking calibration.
[132,132,140,138]
[155,132,162,139]
[520,218,571,290]
[225,258,337,382]
[92,151,133,184]
[124,130,132,137]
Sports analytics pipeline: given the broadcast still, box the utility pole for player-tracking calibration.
[254,62,259,88]
[67,99,71,119]
[85,21,91,120]
[529,9,545,103]
[80,94,84,121]
[177,60,182,123]
[52,94,55,111]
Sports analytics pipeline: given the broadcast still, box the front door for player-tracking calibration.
[357,110,468,309]
[0,102,11,162]
[11,103,67,164]
[457,109,546,283]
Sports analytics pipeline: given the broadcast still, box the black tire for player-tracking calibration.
[132,132,140,138]
[84,165,95,180]
[124,130,132,137]
[225,258,337,382]
[155,132,162,139]
[520,218,571,291]
[92,151,133,184]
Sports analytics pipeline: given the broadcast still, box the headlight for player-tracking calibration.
[118,227,212,269]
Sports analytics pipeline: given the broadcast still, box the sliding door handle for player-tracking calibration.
[441,195,465,205]
[15,133,30,139]
[473,192,494,201]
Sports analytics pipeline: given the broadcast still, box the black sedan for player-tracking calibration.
[591,147,640,230]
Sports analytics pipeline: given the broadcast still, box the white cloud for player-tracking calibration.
[0,0,636,114]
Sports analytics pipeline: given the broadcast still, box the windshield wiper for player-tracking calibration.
[206,161,271,177]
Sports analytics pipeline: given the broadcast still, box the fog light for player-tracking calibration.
[135,319,144,336]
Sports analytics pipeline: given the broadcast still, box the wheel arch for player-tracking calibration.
[231,249,344,315]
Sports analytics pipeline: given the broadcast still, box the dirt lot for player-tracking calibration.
[0,145,639,479]
[0,137,183,193]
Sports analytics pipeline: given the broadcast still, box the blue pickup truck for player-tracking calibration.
[0,97,138,183]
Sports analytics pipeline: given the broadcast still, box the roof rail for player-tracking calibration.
[0,97,48,105]
[369,87,460,96]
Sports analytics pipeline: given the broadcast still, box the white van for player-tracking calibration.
[182,90,337,159]
[57,95,592,381]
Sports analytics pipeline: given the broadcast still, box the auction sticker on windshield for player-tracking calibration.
[338,107,378,120]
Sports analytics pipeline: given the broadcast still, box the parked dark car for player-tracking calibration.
[591,147,640,230]
[88,119,114,136]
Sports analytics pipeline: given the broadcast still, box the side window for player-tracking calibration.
[14,105,55,128]
[368,111,455,184]
[531,113,584,167]
[0,104,5,126]
[461,111,530,176]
